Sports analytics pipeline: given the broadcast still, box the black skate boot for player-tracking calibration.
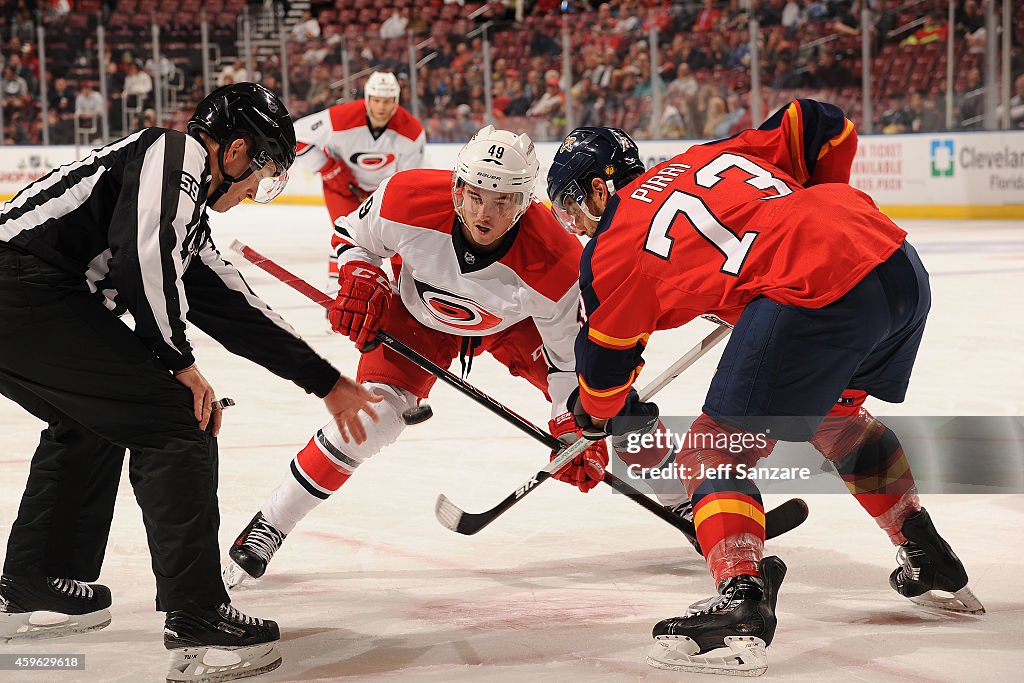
[889,508,984,614]
[223,512,286,589]
[664,499,702,555]
[647,556,786,676]
[0,574,112,641]
[164,603,282,683]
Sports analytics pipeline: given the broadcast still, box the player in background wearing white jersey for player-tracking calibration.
[293,71,426,295]
[224,126,678,586]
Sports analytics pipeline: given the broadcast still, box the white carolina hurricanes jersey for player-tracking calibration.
[334,169,583,418]
[294,101,425,192]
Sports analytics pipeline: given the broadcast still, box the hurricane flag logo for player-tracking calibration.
[350,152,397,170]
[413,279,502,331]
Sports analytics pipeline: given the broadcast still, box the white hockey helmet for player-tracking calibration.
[364,71,401,102]
[452,125,539,227]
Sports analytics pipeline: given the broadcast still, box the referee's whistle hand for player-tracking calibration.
[173,363,220,436]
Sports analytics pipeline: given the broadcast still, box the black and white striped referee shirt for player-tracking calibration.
[0,128,340,397]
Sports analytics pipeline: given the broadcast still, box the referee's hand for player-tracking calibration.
[174,363,220,436]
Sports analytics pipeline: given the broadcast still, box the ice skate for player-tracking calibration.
[664,499,702,554]
[223,513,286,589]
[164,603,282,683]
[647,556,786,676]
[0,574,112,642]
[889,508,984,615]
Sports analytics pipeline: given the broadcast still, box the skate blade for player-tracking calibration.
[647,635,768,676]
[222,561,257,590]
[0,608,111,642]
[909,586,986,615]
[167,643,282,683]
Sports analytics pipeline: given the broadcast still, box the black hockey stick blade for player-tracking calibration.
[436,488,808,540]
[435,472,554,535]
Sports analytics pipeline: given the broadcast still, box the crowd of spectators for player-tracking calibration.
[2,0,1023,146]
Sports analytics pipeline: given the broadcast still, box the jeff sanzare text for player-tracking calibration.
[626,463,812,481]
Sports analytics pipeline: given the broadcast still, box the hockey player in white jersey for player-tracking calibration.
[222,126,626,586]
[293,71,426,295]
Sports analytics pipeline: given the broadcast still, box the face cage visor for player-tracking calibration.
[550,177,607,233]
[452,176,530,231]
[249,149,289,204]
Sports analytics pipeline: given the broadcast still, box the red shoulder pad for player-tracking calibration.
[328,101,368,132]
[378,169,455,233]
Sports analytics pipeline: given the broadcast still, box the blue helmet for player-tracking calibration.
[546,127,645,230]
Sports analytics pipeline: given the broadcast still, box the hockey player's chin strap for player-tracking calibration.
[207,142,256,206]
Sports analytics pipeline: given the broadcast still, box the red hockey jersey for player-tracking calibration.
[577,100,908,419]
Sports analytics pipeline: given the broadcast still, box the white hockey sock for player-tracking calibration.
[261,476,324,535]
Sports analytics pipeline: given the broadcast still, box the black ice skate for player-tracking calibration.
[647,556,786,676]
[164,603,282,683]
[223,512,286,589]
[664,499,702,555]
[0,574,112,641]
[889,508,984,614]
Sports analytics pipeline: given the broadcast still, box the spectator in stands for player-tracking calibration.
[781,0,805,37]
[291,10,321,44]
[300,38,328,67]
[819,50,854,88]
[770,55,802,89]
[4,110,30,144]
[306,64,332,111]
[46,108,74,145]
[959,0,986,55]
[505,77,531,116]
[873,0,898,49]
[74,81,105,132]
[613,1,642,34]
[407,7,429,36]
[831,0,862,37]
[800,59,823,89]
[908,90,942,133]
[123,60,153,116]
[527,71,565,121]
[667,62,699,101]
[958,66,984,129]
[702,94,729,137]
[5,52,36,94]
[692,0,722,33]
[47,77,74,116]
[878,92,913,133]
[659,91,690,139]
[380,8,409,40]
[1,65,30,113]
[219,59,249,87]
[676,37,708,72]
[901,10,947,47]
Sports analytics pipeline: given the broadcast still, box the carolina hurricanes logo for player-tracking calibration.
[350,152,397,170]
[413,279,502,331]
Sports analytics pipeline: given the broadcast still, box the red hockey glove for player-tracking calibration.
[549,412,609,493]
[319,156,360,198]
[328,261,392,351]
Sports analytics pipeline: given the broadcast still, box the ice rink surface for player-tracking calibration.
[1,205,1022,682]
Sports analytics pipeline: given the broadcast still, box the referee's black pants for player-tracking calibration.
[0,246,229,612]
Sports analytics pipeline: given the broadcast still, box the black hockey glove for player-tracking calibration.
[567,387,660,440]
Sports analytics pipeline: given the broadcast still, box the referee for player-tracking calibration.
[0,83,379,675]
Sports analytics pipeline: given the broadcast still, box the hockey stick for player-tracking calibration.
[228,241,808,540]
[228,239,709,535]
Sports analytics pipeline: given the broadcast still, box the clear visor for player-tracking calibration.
[550,180,587,233]
[250,158,289,204]
[452,179,527,222]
